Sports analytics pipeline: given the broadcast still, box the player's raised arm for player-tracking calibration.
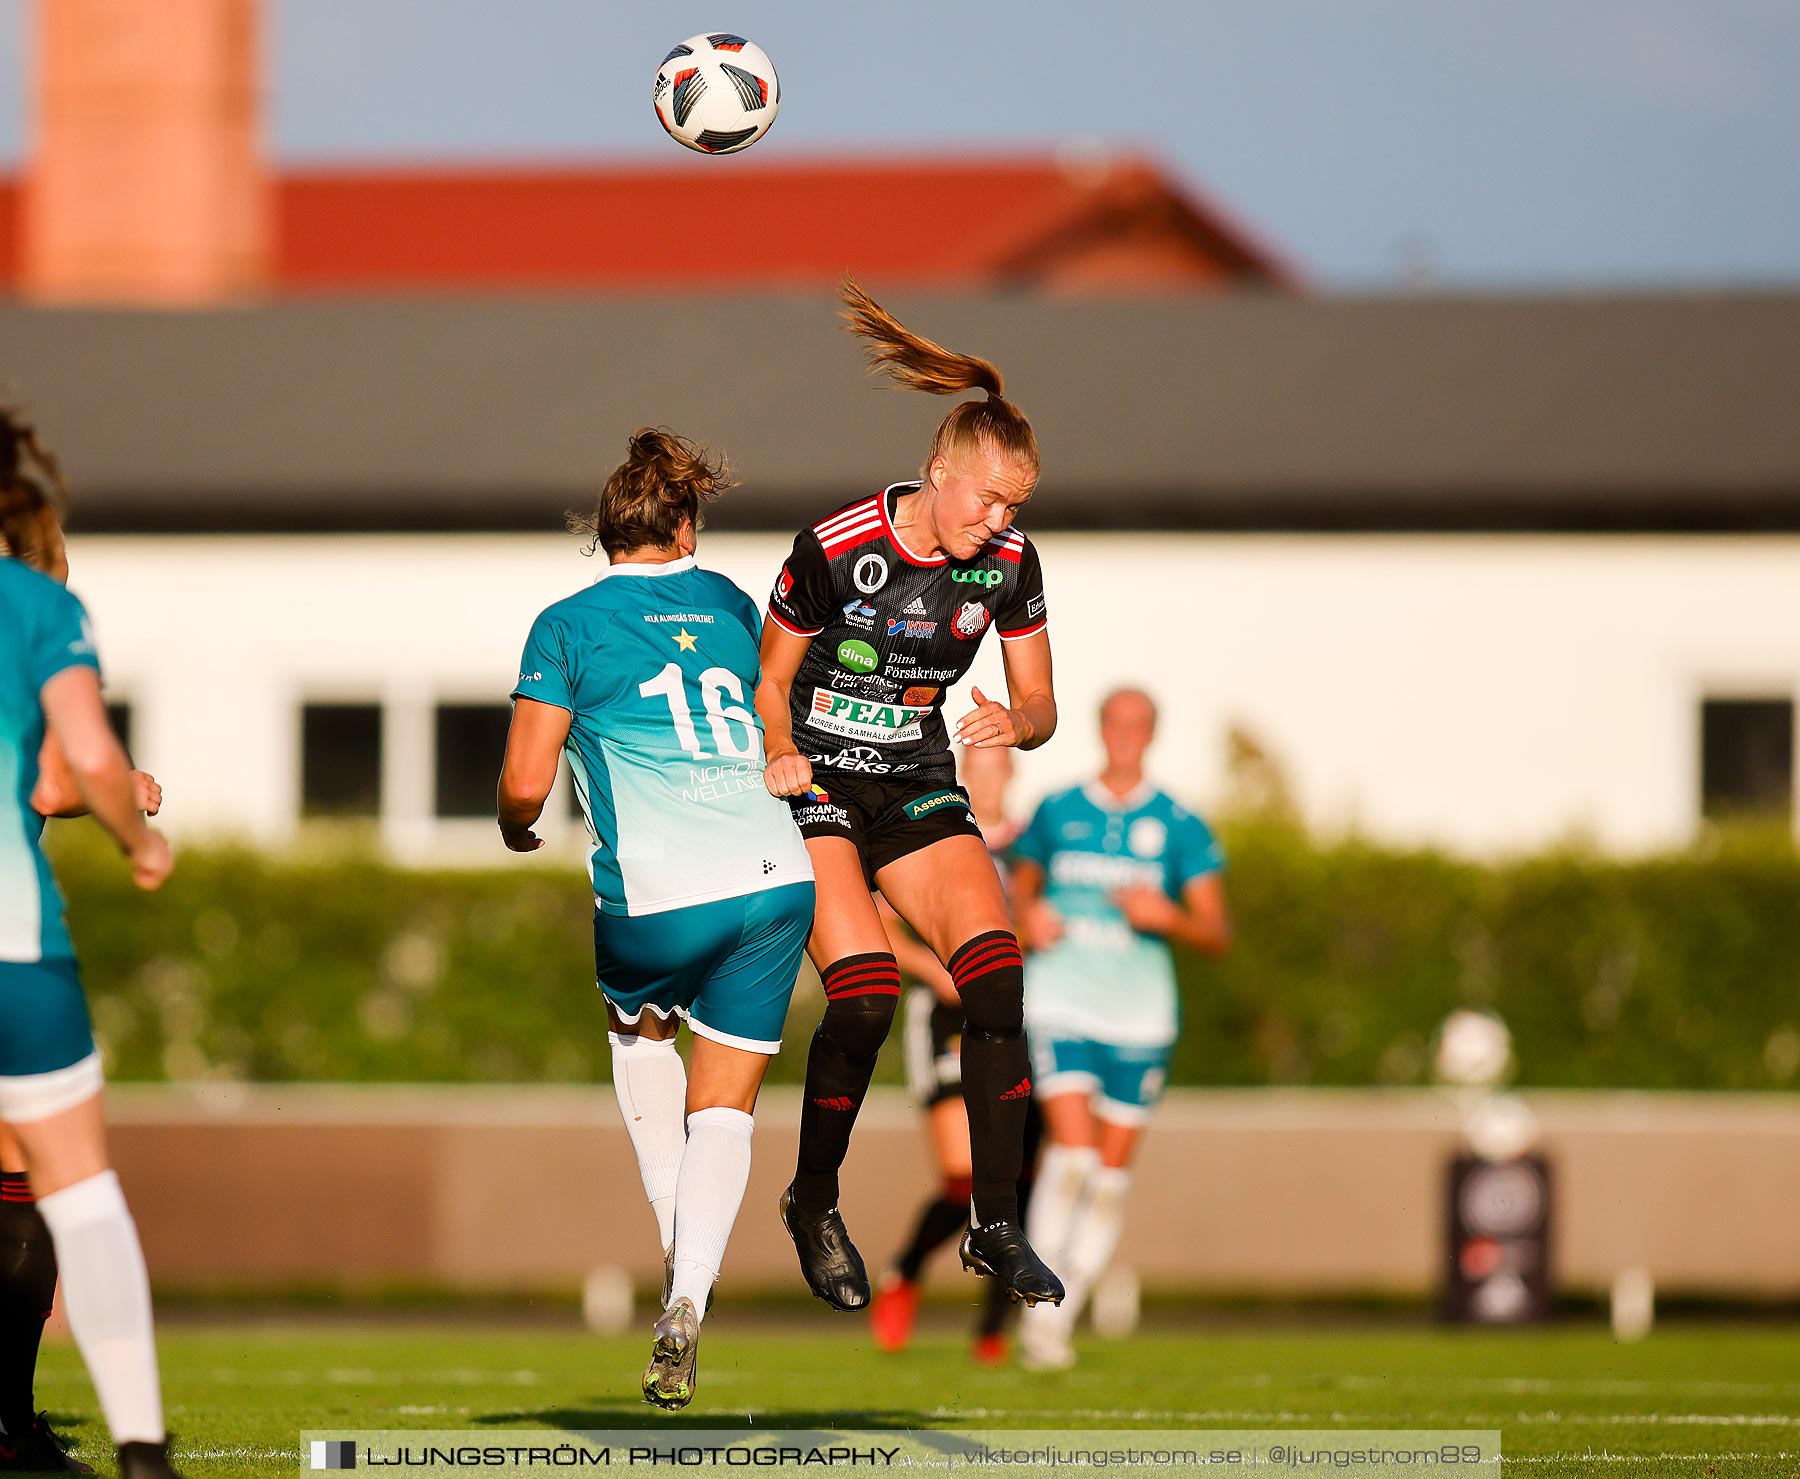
[755,620,814,796]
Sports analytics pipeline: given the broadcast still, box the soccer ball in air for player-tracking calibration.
[653,33,780,155]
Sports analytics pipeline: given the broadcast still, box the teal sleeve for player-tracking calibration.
[31,587,101,693]
[1013,798,1056,867]
[512,612,575,712]
[1173,811,1225,886]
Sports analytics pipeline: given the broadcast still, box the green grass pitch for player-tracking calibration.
[29,1318,1800,1477]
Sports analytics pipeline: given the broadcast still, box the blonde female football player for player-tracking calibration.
[0,408,182,1478]
[1013,688,1231,1369]
[498,429,814,1409]
[759,277,1061,1312]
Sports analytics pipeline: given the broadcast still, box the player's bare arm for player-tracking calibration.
[32,733,161,819]
[754,622,814,796]
[496,696,572,852]
[1112,872,1231,956]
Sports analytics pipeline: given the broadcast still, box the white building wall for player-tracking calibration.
[62,532,1800,859]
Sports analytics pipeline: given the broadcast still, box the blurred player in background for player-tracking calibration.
[498,430,815,1409]
[869,744,1041,1363]
[0,410,181,1478]
[759,277,1062,1312]
[1012,688,1230,1370]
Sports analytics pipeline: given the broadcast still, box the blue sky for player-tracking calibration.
[1,0,1796,287]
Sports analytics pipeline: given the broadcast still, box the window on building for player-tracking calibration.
[1701,698,1793,821]
[105,701,132,756]
[435,704,512,818]
[301,704,383,818]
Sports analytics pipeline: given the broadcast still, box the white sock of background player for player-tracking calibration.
[1020,1143,1100,1352]
[668,1107,755,1321]
[608,1031,688,1253]
[1061,1164,1132,1324]
[35,1171,166,1444]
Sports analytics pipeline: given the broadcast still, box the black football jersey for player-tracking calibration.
[767,481,1049,786]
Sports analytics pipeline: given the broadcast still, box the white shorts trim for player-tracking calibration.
[0,1051,105,1123]
[1036,1069,1101,1101]
[687,1014,781,1057]
[601,995,685,1027]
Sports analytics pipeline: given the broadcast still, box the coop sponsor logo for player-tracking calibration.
[804,687,929,744]
[951,567,1005,588]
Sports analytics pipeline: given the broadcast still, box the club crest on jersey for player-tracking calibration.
[853,553,889,594]
[806,686,929,743]
[952,601,991,640]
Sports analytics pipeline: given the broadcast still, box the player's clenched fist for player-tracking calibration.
[763,749,814,797]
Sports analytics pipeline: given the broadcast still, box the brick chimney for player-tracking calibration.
[22,0,268,302]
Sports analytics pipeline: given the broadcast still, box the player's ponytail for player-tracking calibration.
[839,273,1040,482]
[0,406,69,574]
[570,427,737,558]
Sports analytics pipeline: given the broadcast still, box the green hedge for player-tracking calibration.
[44,821,1800,1089]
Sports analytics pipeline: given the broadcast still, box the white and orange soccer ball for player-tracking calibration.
[652,33,780,155]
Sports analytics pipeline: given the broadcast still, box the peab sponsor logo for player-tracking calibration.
[952,601,991,640]
[805,686,929,744]
[951,567,1005,588]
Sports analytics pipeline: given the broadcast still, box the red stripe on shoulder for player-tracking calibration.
[766,605,823,638]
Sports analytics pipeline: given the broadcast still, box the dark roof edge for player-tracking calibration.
[63,486,1800,538]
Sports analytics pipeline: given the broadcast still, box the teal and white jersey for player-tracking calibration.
[1014,780,1224,1048]
[1,561,101,964]
[512,556,812,917]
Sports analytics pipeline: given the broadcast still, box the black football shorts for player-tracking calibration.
[785,773,984,883]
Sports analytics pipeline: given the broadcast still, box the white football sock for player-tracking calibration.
[1025,1143,1100,1274]
[669,1106,755,1322]
[609,1031,688,1251]
[1062,1165,1132,1324]
[35,1171,165,1445]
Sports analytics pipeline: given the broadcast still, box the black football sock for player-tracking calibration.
[952,931,1031,1228]
[894,1174,972,1282]
[791,954,901,1216]
[0,1170,56,1425]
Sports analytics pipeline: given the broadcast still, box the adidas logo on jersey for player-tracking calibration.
[902,595,929,616]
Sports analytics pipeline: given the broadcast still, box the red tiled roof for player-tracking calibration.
[0,157,1298,295]
[275,155,1298,293]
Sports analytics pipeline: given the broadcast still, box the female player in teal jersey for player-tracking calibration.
[497,429,815,1410]
[1011,688,1231,1370]
[0,409,184,1479]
